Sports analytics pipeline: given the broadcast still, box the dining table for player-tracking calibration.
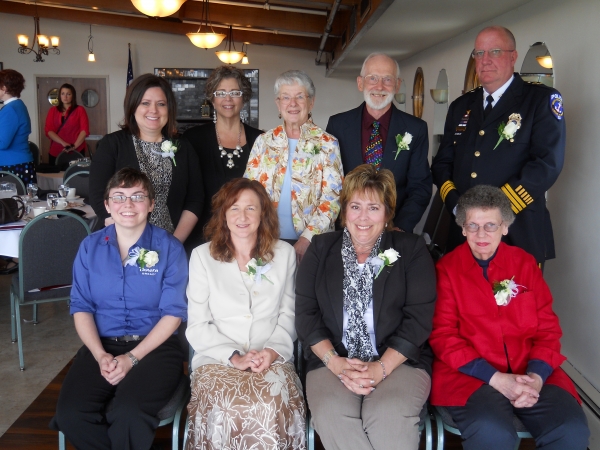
[0,200,96,258]
[36,172,65,191]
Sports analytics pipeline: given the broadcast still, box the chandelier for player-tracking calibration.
[17,15,59,62]
[215,26,245,64]
[186,0,225,49]
[131,0,186,17]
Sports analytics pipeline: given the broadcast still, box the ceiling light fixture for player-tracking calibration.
[130,0,186,17]
[17,7,60,62]
[215,26,245,64]
[186,0,225,49]
[87,24,96,62]
[241,42,250,64]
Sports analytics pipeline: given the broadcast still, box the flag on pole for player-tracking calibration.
[126,43,134,88]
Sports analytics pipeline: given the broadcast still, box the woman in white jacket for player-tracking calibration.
[185,177,305,449]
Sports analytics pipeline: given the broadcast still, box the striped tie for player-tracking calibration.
[365,121,383,169]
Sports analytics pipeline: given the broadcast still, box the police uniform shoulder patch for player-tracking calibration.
[550,93,563,120]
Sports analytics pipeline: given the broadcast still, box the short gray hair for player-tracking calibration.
[360,53,400,79]
[455,185,515,227]
[274,70,315,98]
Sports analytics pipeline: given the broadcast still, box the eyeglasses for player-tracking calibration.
[213,90,243,98]
[363,74,397,86]
[463,222,503,233]
[108,195,149,203]
[277,94,308,104]
[471,49,515,59]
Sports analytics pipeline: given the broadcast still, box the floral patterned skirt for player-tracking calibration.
[186,362,306,450]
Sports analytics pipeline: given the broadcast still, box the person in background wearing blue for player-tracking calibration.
[0,69,35,185]
[51,168,188,450]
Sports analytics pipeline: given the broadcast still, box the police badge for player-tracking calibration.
[550,93,564,120]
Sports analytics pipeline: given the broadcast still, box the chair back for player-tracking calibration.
[17,210,90,297]
[63,163,89,182]
[64,171,90,202]
[420,191,451,260]
[55,151,81,170]
[0,171,26,195]
[28,141,40,168]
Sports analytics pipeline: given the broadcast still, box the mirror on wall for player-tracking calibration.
[47,88,59,106]
[520,42,553,87]
[412,68,424,118]
[394,79,406,112]
[81,89,100,108]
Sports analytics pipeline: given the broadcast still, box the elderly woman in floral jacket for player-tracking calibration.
[244,70,344,262]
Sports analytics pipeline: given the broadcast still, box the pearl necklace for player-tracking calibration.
[216,122,243,169]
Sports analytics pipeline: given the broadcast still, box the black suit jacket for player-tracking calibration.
[89,130,203,233]
[295,230,436,374]
[326,103,432,232]
[431,74,566,262]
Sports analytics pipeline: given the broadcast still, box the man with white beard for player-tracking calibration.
[326,53,432,232]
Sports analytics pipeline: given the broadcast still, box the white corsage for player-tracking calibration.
[394,133,413,159]
[493,113,521,150]
[125,247,159,269]
[367,248,400,278]
[492,277,524,306]
[159,140,178,166]
[246,258,273,285]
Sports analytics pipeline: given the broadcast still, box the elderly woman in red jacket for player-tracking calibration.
[430,185,589,450]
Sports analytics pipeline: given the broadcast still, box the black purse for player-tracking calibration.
[0,196,26,225]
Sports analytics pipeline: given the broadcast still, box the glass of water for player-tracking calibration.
[27,183,39,200]
[47,193,58,209]
[58,184,70,198]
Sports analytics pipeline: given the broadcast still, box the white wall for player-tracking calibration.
[0,12,363,145]
[397,0,600,395]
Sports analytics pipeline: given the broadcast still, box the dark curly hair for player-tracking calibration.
[205,178,279,263]
[0,69,25,97]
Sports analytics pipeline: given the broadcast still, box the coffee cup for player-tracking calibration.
[55,198,68,210]
[67,188,77,199]
[32,206,47,217]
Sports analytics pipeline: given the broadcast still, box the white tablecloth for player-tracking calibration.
[36,172,65,191]
[0,201,95,258]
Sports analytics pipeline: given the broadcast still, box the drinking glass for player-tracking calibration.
[58,184,70,198]
[27,183,39,200]
[47,193,58,209]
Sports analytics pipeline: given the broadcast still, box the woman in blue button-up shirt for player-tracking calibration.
[51,168,188,450]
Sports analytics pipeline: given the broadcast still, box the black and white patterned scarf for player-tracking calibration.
[341,227,382,361]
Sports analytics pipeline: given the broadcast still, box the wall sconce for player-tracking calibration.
[17,15,60,62]
[536,52,553,69]
[394,93,406,104]
[430,89,448,104]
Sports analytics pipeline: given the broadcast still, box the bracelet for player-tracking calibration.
[125,351,139,367]
[378,359,387,380]
[321,349,338,367]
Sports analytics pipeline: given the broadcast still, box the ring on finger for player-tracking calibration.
[359,384,364,388]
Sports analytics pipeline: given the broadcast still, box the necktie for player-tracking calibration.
[483,94,494,119]
[365,121,383,169]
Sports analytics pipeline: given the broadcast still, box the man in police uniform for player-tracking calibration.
[327,53,432,232]
[432,26,565,263]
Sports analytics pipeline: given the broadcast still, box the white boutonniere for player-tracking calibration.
[245,258,273,285]
[367,248,400,278]
[492,276,525,306]
[160,139,178,166]
[125,247,159,269]
[394,133,413,159]
[493,113,521,150]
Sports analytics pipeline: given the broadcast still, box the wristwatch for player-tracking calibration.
[125,351,139,367]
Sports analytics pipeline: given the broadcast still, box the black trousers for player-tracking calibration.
[51,335,183,450]
[447,384,589,450]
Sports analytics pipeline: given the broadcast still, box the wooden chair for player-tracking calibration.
[10,210,91,370]
[0,170,26,195]
[433,405,533,450]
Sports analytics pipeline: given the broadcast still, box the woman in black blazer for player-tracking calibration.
[296,164,436,450]
[183,65,263,251]
[89,74,203,244]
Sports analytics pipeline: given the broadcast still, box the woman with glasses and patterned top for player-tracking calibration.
[296,164,436,450]
[429,185,589,449]
[244,70,344,263]
[51,168,188,449]
[90,74,203,245]
[183,65,263,251]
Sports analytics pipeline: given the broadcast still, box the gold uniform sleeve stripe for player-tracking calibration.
[501,184,525,213]
[440,181,456,202]
[515,184,534,205]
